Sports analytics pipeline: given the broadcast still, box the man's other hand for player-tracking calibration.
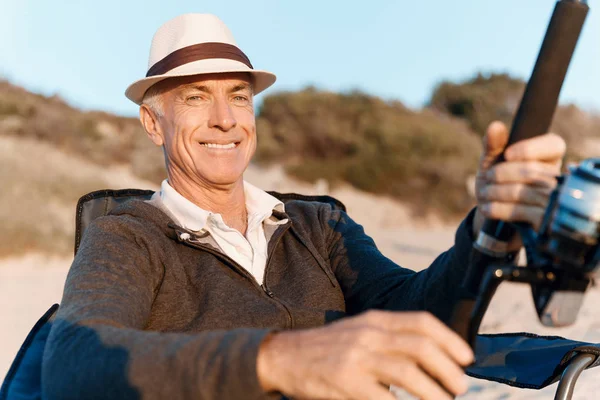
[473,121,566,250]
[257,310,474,400]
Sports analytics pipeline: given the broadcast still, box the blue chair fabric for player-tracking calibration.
[468,332,600,389]
[0,304,58,400]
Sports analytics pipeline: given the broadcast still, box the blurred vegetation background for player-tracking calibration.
[1,73,599,257]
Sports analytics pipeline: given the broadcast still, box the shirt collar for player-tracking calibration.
[159,179,286,232]
[243,181,285,216]
[159,180,210,232]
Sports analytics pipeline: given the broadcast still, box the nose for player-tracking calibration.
[208,96,237,131]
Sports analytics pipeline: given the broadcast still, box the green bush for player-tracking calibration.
[429,72,525,137]
[256,88,481,217]
[428,73,600,165]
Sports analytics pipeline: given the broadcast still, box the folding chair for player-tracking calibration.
[1,189,598,399]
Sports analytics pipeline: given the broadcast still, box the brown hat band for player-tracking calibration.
[146,42,253,77]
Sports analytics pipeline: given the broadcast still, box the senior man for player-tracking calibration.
[42,14,566,400]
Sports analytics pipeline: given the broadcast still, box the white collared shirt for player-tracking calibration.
[159,179,287,285]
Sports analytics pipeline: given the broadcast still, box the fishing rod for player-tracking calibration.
[450,0,590,348]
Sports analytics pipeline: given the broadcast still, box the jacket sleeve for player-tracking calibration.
[324,206,476,324]
[42,216,276,400]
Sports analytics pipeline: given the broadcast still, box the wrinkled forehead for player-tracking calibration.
[147,72,254,98]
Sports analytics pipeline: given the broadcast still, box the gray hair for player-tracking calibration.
[142,84,165,118]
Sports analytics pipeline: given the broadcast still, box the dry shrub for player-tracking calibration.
[0,80,165,184]
[0,136,111,257]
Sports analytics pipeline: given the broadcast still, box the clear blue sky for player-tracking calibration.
[1,0,598,117]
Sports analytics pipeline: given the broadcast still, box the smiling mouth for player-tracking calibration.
[199,141,240,149]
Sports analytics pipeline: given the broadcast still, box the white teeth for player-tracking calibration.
[201,142,236,149]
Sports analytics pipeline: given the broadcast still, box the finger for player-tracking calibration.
[364,311,473,366]
[479,121,509,171]
[486,161,560,186]
[479,202,545,228]
[504,132,566,163]
[478,183,553,207]
[370,356,456,400]
[379,334,469,395]
[352,329,467,392]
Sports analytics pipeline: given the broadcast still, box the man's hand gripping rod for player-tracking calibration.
[450,0,589,349]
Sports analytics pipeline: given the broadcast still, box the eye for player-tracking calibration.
[184,95,207,106]
[233,95,249,104]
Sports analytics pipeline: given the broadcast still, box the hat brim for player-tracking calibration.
[125,58,276,105]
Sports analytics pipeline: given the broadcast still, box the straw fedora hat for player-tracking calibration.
[125,14,276,105]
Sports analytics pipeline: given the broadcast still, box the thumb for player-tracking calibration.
[479,121,509,171]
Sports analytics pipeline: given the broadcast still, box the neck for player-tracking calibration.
[168,172,248,235]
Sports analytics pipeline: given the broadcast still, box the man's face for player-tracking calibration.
[146,72,256,188]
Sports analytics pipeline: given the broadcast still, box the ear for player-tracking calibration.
[139,104,164,146]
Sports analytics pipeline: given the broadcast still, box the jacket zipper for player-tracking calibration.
[262,226,294,328]
[177,228,295,329]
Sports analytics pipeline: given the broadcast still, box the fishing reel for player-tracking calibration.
[462,158,600,345]
[527,157,600,326]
